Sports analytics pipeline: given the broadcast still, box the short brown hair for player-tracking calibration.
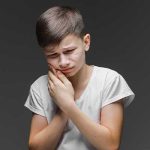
[36,6,86,48]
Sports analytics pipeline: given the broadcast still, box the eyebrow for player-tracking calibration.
[44,47,55,53]
[45,46,77,54]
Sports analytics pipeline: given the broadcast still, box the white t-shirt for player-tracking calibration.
[24,66,135,150]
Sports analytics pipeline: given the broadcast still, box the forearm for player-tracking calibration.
[29,111,68,150]
[64,103,121,150]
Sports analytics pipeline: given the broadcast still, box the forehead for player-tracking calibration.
[44,34,82,53]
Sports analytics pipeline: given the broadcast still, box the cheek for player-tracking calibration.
[46,58,52,65]
[70,51,85,61]
[46,58,57,69]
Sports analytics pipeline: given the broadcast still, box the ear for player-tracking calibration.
[83,33,91,51]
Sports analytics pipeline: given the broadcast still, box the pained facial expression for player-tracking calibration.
[43,34,90,77]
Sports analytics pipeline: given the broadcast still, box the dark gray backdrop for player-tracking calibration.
[0,0,149,150]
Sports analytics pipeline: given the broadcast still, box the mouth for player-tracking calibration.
[61,68,74,73]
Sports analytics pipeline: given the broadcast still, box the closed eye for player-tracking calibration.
[47,54,58,58]
[64,49,75,54]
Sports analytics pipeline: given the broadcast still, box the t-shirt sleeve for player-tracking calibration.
[102,73,135,108]
[24,86,46,117]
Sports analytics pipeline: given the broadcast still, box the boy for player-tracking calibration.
[24,6,135,150]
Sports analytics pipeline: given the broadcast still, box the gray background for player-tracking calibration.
[0,0,149,150]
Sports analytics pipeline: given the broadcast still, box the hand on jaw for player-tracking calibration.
[48,65,75,113]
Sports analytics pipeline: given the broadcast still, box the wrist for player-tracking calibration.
[63,101,78,116]
[57,109,68,122]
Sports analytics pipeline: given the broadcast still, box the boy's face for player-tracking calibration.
[43,34,90,77]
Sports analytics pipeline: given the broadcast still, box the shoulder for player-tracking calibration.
[30,74,48,93]
[29,74,51,105]
[90,66,121,91]
[94,66,135,107]
[94,66,120,82]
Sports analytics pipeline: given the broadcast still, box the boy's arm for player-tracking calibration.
[48,68,124,150]
[28,110,68,150]
[64,100,124,150]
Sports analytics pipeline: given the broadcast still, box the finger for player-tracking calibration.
[48,70,56,81]
[48,83,52,93]
[48,71,63,85]
[48,84,54,98]
[51,65,58,77]
[56,71,71,85]
[48,78,54,88]
[49,65,57,77]
[48,79,55,94]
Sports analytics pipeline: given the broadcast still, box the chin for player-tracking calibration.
[63,69,78,78]
[63,65,83,78]
[63,72,75,78]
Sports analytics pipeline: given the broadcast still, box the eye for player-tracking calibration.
[64,49,75,54]
[47,54,58,58]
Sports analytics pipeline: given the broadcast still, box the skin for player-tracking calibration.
[44,33,91,90]
[28,34,124,150]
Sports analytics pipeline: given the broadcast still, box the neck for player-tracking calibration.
[68,64,91,90]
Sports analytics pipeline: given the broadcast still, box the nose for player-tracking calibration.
[58,54,70,68]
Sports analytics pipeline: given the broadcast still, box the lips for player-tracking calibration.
[61,67,73,73]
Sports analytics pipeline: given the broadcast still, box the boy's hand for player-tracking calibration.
[48,66,75,112]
